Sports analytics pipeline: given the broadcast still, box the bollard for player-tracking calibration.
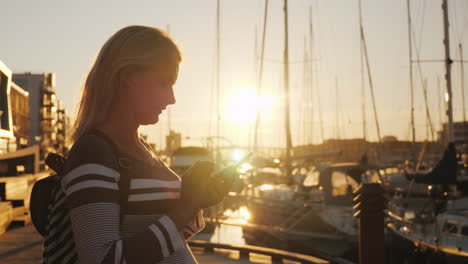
[353,183,386,264]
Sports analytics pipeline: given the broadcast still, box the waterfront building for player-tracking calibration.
[293,137,442,165]
[166,130,181,154]
[12,73,67,161]
[0,61,17,153]
[10,82,29,149]
[438,122,468,150]
[55,100,67,155]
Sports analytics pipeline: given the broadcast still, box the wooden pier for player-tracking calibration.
[0,224,331,264]
[0,225,42,263]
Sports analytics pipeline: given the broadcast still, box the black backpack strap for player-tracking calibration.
[45,153,67,174]
[85,129,132,217]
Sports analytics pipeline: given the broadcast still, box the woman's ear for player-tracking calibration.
[119,69,133,90]
[118,69,140,100]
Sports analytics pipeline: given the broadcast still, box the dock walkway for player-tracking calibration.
[0,224,42,264]
[0,224,329,264]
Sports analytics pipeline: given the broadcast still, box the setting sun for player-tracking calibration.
[225,88,278,125]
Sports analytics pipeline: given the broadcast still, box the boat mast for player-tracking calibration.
[423,79,430,140]
[309,6,324,143]
[254,0,269,156]
[406,0,416,160]
[167,24,172,135]
[442,0,454,143]
[249,27,257,150]
[216,0,221,152]
[459,44,466,126]
[283,0,293,177]
[301,39,310,144]
[335,76,340,139]
[459,43,467,145]
[438,76,443,130]
[358,0,366,141]
[359,0,382,144]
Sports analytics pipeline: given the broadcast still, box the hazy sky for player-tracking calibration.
[1,0,468,149]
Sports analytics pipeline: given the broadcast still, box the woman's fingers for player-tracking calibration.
[212,178,230,196]
[218,166,239,185]
[183,161,240,208]
[196,160,216,180]
[188,160,215,182]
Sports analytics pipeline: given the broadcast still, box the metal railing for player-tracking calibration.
[188,240,332,264]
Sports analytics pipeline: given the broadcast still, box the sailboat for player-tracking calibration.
[240,1,383,261]
[385,1,468,263]
[386,144,468,263]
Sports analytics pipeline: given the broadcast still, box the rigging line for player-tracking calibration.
[416,0,427,56]
[461,0,468,38]
[411,0,422,54]
[308,5,314,145]
[283,0,293,178]
[460,44,466,139]
[406,119,412,141]
[422,79,435,141]
[359,3,381,143]
[254,0,269,152]
[437,76,444,131]
[166,25,172,134]
[411,59,445,63]
[215,0,221,152]
[249,26,259,151]
[302,38,312,145]
[258,58,318,64]
[449,0,461,60]
[335,76,340,139]
[298,41,308,145]
[310,1,324,143]
[359,0,366,141]
[451,0,461,49]
[412,27,435,140]
[208,34,217,138]
[407,0,416,159]
[315,61,324,143]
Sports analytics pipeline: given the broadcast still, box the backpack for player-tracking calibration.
[30,131,131,264]
[31,153,79,264]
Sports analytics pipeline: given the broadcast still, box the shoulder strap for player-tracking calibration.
[85,129,132,216]
[86,129,121,157]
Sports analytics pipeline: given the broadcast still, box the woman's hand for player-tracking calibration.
[180,161,239,209]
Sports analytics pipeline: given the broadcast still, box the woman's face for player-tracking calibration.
[122,62,178,125]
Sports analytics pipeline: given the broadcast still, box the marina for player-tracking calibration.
[1,0,468,263]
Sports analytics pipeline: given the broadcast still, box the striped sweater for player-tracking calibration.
[61,134,204,264]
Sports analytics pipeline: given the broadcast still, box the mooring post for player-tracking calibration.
[353,183,385,264]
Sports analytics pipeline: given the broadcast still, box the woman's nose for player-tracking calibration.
[167,88,176,105]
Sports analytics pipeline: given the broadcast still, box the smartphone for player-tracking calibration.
[232,152,252,168]
[214,152,252,180]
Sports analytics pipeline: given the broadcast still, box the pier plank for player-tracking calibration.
[0,202,12,236]
[0,225,42,263]
[0,224,330,264]
[11,206,31,226]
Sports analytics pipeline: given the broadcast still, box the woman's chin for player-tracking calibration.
[139,115,160,126]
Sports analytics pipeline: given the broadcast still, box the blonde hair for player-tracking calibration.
[69,25,181,146]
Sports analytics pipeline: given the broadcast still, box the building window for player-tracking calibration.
[442,221,458,234]
[0,72,10,131]
[461,226,468,237]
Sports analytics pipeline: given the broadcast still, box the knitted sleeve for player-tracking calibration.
[62,134,186,264]
[182,210,205,240]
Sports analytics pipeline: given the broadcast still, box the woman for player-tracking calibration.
[63,25,236,264]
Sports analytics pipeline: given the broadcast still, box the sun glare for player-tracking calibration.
[225,88,278,124]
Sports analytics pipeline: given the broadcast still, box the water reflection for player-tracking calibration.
[222,206,251,225]
[208,206,252,245]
